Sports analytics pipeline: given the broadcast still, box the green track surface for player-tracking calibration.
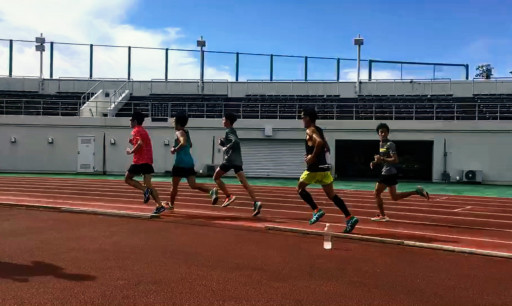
[2,172,511,198]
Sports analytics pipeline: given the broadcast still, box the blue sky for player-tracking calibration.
[1,0,511,80]
[129,0,512,79]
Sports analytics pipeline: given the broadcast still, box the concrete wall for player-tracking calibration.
[2,77,512,97]
[1,116,511,184]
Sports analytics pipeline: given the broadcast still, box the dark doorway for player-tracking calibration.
[335,140,433,181]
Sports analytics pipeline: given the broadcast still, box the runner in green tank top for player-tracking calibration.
[213,112,262,217]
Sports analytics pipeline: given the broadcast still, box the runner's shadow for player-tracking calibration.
[0,261,96,283]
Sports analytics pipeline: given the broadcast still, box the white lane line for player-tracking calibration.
[454,206,472,212]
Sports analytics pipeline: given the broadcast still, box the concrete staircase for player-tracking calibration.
[80,81,131,117]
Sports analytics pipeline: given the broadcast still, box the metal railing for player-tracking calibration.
[0,75,41,79]
[116,101,512,121]
[2,98,512,121]
[471,78,512,95]
[474,77,512,80]
[80,80,102,107]
[368,59,469,80]
[361,78,452,82]
[246,79,343,82]
[149,79,229,95]
[360,78,454,96]
[1,38,469,81]
[109,80,131,107]
[0,98,81,116]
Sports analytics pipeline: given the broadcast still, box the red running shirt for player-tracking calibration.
[129,126,153,164]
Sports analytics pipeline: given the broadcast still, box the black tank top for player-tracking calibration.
[305,126,329,172]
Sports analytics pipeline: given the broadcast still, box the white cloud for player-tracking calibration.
[0,0,233,80]
[341,68,401,81]
[465,38,512,77]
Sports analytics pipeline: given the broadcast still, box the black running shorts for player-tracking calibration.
[378,173,398,187]
[127,163,155,175]
[219,162,243,174]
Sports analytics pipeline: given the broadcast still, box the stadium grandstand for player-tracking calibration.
[1,38,512,184]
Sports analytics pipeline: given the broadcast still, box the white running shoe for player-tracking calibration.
[371,214,390,222]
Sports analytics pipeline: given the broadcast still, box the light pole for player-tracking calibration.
[197,36,206,94]
[35,33,45,79]
[353,34,364,94]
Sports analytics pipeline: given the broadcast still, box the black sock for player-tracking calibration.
[332,194,351,217]
[299,189,318,210]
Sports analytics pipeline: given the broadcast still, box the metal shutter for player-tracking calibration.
[241,139,305,178]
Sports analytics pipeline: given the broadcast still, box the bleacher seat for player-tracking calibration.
[2,90,512,120]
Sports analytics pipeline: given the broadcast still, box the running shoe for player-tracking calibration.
[221,195,236,207]
[210,188,219,205]
[371,214,390,222]
[163,201,174,211]
[152,205,166,215]
[416,186,430,200]
[344,216,359,233]
[143,188,152,204]
[252,201,262,217]
[309,209,325,225]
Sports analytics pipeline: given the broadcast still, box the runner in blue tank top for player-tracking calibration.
[163,112,219,210]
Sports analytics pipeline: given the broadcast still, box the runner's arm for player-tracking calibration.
[128,138,143,154]
[305,128,325,164]
[173,130,187,152]
[224,131,240,151]
[375,152,399,164]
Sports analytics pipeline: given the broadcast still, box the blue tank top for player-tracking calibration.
[174,130,194,168]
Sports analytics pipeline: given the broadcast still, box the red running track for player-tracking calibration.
[1,176,512,256]
[3,208,512,305]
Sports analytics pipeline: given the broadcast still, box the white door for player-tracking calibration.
[77,136,95,172]
[242,139,305,178]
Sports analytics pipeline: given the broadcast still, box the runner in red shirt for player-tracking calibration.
[125,111,166,214]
